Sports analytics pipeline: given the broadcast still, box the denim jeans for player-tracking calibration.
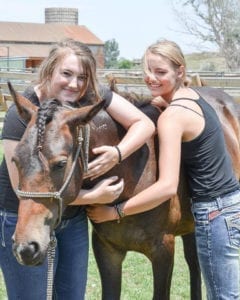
[191,189,240,300]
[0,207,89,300]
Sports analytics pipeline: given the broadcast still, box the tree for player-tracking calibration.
[172,0,240,71]
[117,58,134,69]
[104,39,120,69]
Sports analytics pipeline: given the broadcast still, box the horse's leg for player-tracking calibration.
[149,234,175,300]
[181,232,202,300]
[92,230,126,300]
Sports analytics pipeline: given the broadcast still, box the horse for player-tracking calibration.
[8,81,240,299]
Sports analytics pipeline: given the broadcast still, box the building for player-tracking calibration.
[0,7,105,69]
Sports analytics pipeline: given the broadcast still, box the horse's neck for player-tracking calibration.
[88,110,124,160]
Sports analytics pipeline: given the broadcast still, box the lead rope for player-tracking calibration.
[81,124,90,173]
[47,235,57,300]
[45,125,90,300]
[44,126,83,299]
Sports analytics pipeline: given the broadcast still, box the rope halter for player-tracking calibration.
[15,124,90,229]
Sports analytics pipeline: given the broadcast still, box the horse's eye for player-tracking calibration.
[53,160,67,170]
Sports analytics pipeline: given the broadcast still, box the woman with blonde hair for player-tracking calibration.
[88,39,240,299]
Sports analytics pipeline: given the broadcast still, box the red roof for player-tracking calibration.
[0,21,104,44]
[0,21,104,58]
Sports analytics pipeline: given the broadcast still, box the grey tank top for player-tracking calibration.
[171,96,239,202]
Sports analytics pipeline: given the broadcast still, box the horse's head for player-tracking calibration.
[7,82,105,265]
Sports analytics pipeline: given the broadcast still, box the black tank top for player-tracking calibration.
[171,96,239,202]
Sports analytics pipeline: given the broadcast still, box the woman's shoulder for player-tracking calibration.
[22,85,40,106]
[80,85,112,108]
[99,84,113,98]
[1,85,38,140]
[98,84,113,109]
[172,87,200,101]
[2,103,27,140]
[158,101,188,128]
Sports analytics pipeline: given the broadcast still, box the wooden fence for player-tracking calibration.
[1,70,240,111]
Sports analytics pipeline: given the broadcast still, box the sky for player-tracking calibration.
[0,0,208,60]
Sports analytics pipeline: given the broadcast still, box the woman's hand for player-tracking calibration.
[70,176,124,205]
[151,96,169,112]
[84,146,119,180]
[89,177,124,204]
[87,205,118,223]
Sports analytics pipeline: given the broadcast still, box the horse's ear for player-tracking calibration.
[64,100,106,126]
[8,81,38,122]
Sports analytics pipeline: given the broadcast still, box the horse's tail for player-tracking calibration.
[220,102,240,179]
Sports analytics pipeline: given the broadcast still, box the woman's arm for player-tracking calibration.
[105,91,155,160]
[87,108,185,222]
[86,92,155,179]
[70,177,124,205]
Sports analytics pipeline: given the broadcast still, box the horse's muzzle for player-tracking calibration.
[12,240,46,266]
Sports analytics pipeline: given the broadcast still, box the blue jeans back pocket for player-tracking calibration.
[191,207,209,226]
[225,212,240,248]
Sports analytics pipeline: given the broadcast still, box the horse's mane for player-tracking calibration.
[107,75,152,108]
[36,98,62,151]
[107,76,159,125]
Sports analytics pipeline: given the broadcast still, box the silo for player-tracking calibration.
[45,7,78,25]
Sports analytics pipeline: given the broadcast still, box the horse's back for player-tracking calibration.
[194,86,240,120]
[194,86,240,178]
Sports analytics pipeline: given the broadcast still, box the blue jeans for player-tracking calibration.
[0,207,89,300]
[191,189,240,300]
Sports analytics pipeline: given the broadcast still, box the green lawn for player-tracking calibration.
[0,236,206,300]
[85,235,206,299]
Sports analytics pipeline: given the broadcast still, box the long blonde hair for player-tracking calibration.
[143,39,187,85]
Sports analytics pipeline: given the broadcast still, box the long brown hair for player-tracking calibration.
[37,38,101,101]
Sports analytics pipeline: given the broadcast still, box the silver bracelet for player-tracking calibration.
[114,203,125,223]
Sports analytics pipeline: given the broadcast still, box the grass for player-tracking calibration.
[0,236,206,299]
[185,52,227,72]
[85,235,199,299]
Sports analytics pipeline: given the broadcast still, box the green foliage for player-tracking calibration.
[0,272,6,300]
[104,39,120,69]
[117,58,134,69]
